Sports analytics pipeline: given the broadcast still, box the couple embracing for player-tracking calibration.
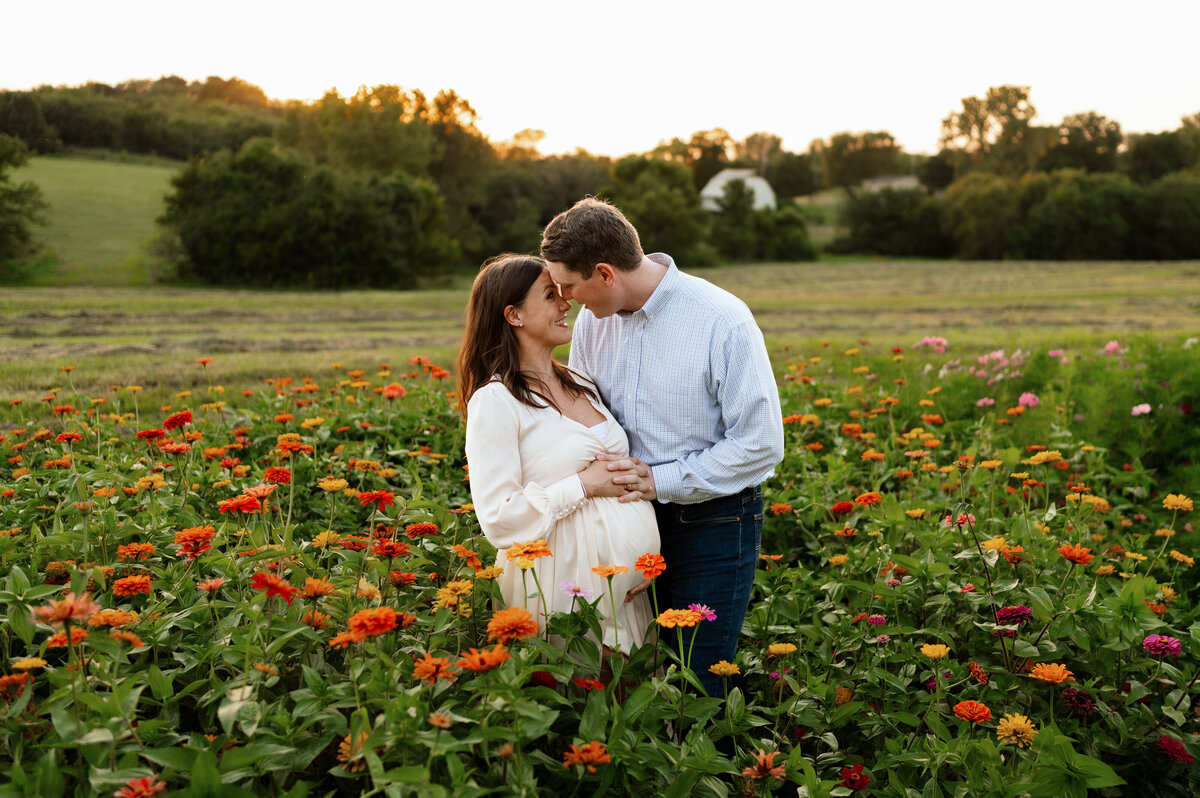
[456,198,784,696]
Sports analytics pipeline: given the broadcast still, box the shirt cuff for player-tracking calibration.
[541,473,588,522]
[650,462,684,503]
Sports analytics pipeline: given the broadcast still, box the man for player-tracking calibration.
[541,197,784,697]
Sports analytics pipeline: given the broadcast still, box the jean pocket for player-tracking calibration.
[676,506,741,526]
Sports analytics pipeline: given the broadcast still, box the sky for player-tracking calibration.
[6,1,1200,157]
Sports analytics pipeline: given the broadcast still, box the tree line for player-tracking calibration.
[2,78,1199,285]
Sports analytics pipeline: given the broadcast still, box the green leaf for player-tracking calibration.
[141,747,199,772]
[187,749,224,798]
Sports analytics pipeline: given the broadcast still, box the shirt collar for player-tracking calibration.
[635,253,676,322]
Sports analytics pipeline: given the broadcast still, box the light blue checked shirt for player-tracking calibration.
[568,254,784,504]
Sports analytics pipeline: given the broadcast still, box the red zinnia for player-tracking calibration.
[405,522,439,539]
[839,763,871,790]
[218,495,262,514]
[250,572,300,604]
[832,501,855,515]
[163,410,192,430]
[136,428,166,441]
[264,467,292,484]
[358,490,395,512]
[371,539,410,558]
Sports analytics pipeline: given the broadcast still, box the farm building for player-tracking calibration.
[700,168,777,211]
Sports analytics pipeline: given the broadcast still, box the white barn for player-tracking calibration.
[700,168,777,212]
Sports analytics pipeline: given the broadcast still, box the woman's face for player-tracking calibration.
[513,269,572,349]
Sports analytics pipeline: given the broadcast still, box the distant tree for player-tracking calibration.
[0,93,58,152]
[424,89,496,260]
[754,204,818,261]
[916,149,959,191]
[1011,171,1141,259]
[159,138,456,288]
[939,171,1023,259]
[710,179,758,259]
[763,150,817,197]
[940,85,1039,175]
[1037,112,1122,173]
[735,132,783,171]
[837,188,951,256]
[651,128,733,190]
[608,155,709,264]
[818,131,901,188]
[1123,130,1198,183]
[1141,172,1200,258]
[192,76,270,107]
[0,134,48,271]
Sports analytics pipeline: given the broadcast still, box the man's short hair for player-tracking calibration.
[540,197,643,276]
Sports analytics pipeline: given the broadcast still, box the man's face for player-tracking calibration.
[545,261,616,318]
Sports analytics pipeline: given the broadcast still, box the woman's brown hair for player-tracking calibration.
[456,254,597,420]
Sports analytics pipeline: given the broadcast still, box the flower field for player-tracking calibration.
[1,335,1197,797]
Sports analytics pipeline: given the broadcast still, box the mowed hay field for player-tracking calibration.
[2,260,1198,402]
[16,155,178,285]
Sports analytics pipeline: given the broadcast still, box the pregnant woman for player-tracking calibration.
[457,254,660,654]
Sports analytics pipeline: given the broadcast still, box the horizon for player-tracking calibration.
[4,1,1200,158]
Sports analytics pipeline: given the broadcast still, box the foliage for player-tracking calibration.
[816,131,902,189]
[834,187,952,257]
[940,85,1041,176]
[1,334,1198,796]
[158,138,458,289]
[1123,131,1199,184]
[0,135,48,276]
[1036,112,1123,174]
[608,156,712,266]
[1009,171,1142,259]
[1,79,277,160]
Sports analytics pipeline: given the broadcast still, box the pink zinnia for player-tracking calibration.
[688,603,717,622]
[866,614,885,626]
[1018,392,1039,408]
[1144,634,1182,657]
[1104,340,1123,354]
[975,397,995,407]
[1131,403,1152,416]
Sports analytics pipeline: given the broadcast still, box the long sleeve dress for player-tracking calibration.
[464,379,661,653]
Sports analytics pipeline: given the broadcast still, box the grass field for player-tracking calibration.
[2,259,1197,404]
[15,154,179,286]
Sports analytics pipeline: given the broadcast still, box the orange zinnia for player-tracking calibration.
[486,607,539,644]
[112,575,153,597]
[635,552,666,579]
[1029,662,1074,684]
[506,539,552,561]
[953,700,992,723]
[348,607,398,639]
[218,495,261,514]
[656,608,704,628]
[854,491,882,507]
[562,741,611,773]
[412,652,457,684]
[47,627,89,648]
[591,565,628,579]
[1057,543,1094,566]
[32,591,102,627]
[456,645,512,672]
[302,577,337,598]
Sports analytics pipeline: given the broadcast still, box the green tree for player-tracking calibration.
[1141,172,1200,258]
[1123,130,1198,183]
[763,150,817,198]
[734,132,783,172]
[1011,171,1141,259]
[650,128,733,190]
[939,171,1022,258]
[1037,112,1122,173]
[0,134,48,274]
[837,188,951,256]
[817,131,902,188]
[940,85,1040,175]
[710,179,758,259]
[916,149,960,191]
[0,93,58,152]
[159,138,456,288]
[608,156,709,264]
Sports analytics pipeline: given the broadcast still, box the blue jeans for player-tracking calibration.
[653,485,762,697]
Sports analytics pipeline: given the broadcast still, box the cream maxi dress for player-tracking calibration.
[465,378,660,653]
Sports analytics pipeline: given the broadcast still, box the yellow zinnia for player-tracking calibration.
[921,643,950,660]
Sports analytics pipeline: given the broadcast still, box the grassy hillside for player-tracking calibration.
[15,154,179,286]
